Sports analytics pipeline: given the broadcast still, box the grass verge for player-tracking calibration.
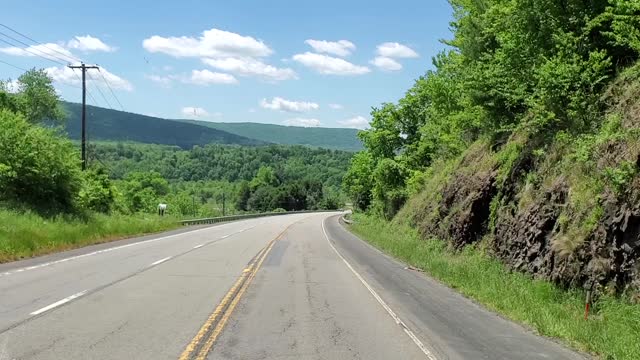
[349,213,639,360]
[0,209,181,263]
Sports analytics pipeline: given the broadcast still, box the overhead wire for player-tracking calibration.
[97,69,125,111]
[0,24,125,112]
[0,23,122,172]
[0,23,82,64]
[0,58,28,71]
[86,71,113,109]
[0,31,70,66]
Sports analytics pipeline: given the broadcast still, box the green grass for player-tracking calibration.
[350,213,640,360]
[0,209,181,263]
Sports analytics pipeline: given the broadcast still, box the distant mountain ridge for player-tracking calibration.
[62,102,363,151]
[62,102,263,148]
[181,120,363,151]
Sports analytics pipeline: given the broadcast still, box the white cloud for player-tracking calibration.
[181,107,223,119]
[186,69,237,85]
[202,57,297,81]
[370,56,402,71]
[3,79,21,93]
[283,118,322,127]
[1,35,116,61]
[146,74,173,87]
[67,35,115,52]
[147,70,237,87]
[304,39,355,57]
[142,28,272,58]
[45,66,133,91]
[338,115,369,129]
[329,103,343,110]
[376,42,419,58]
[0,43,75,62]
[181,106,210,118]
[260,97,319,113]
[97,67,134,91]
[292,52,370,76]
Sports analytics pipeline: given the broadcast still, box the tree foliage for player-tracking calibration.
[345,0,640,217]
[0,109,81,214]
[93,142,351,189]
[1,69,65,124]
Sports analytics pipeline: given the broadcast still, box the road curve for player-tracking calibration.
[0,213,585,359]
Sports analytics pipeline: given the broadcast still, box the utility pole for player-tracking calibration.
[68,63,99,170]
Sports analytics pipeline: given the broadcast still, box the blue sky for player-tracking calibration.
[1,0,453,129]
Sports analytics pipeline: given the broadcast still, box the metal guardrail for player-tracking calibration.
[179,210,325,226]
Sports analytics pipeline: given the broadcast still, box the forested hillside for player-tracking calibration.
[345,0,640,298]
[62,102,363,151]
[182,120,363,151]
[91,142,351,189]
[62,102,264,148]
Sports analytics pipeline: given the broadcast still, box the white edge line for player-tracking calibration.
[150,256,172,266]
[0,220,254,278]
[30,290,87,316]
[321,216,438,360]
[193,244,204,249]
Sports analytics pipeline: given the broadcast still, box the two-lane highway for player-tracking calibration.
[0,213,586,359]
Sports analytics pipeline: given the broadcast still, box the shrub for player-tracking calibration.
[0,109,82,214]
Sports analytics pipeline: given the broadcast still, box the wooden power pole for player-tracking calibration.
[68,63,99,170]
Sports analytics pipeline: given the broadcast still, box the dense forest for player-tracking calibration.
[90,142,350,189]
[0,71,349,220]
[181,120,363,151]
[345,0,640,295]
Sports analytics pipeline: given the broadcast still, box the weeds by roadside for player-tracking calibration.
[0,210,180,263]
[349,213,640,360]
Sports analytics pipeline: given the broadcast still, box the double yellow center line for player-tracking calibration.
[178,227,286,360]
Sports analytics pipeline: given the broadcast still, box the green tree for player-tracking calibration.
[78,168,117,213]
[372,158,408,219]
[236,181,251,211]
[0,109,81,214]
[14,69,65,124]
[250,166,279,190]
[121,171,169,213]
[342,151,375,211]
[247,186,276,212]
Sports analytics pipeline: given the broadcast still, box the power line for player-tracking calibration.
[68,68,99,104]
[86,71,113,109]
[0,31,69,66]
[97,69,125,111]
[0,58,28,71]
[0,23,82,64]
[0,24,126,113]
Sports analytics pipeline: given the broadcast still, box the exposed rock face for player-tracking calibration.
[437,169,498,248]
[413,142,640,294]
[594,178,640,293]
[493,179,570,283]
[415,144,499,248]
[492,170,639,294]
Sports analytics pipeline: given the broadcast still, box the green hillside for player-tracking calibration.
[62,102,362,151]
[62,102,264,149]
[181,120,363,151]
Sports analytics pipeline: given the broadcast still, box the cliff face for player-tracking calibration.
[400,67,640,297]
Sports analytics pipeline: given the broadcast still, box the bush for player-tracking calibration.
[0,109,82,214]
[78,168,117,213]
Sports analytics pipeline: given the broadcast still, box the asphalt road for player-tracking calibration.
[0,213,586,359]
